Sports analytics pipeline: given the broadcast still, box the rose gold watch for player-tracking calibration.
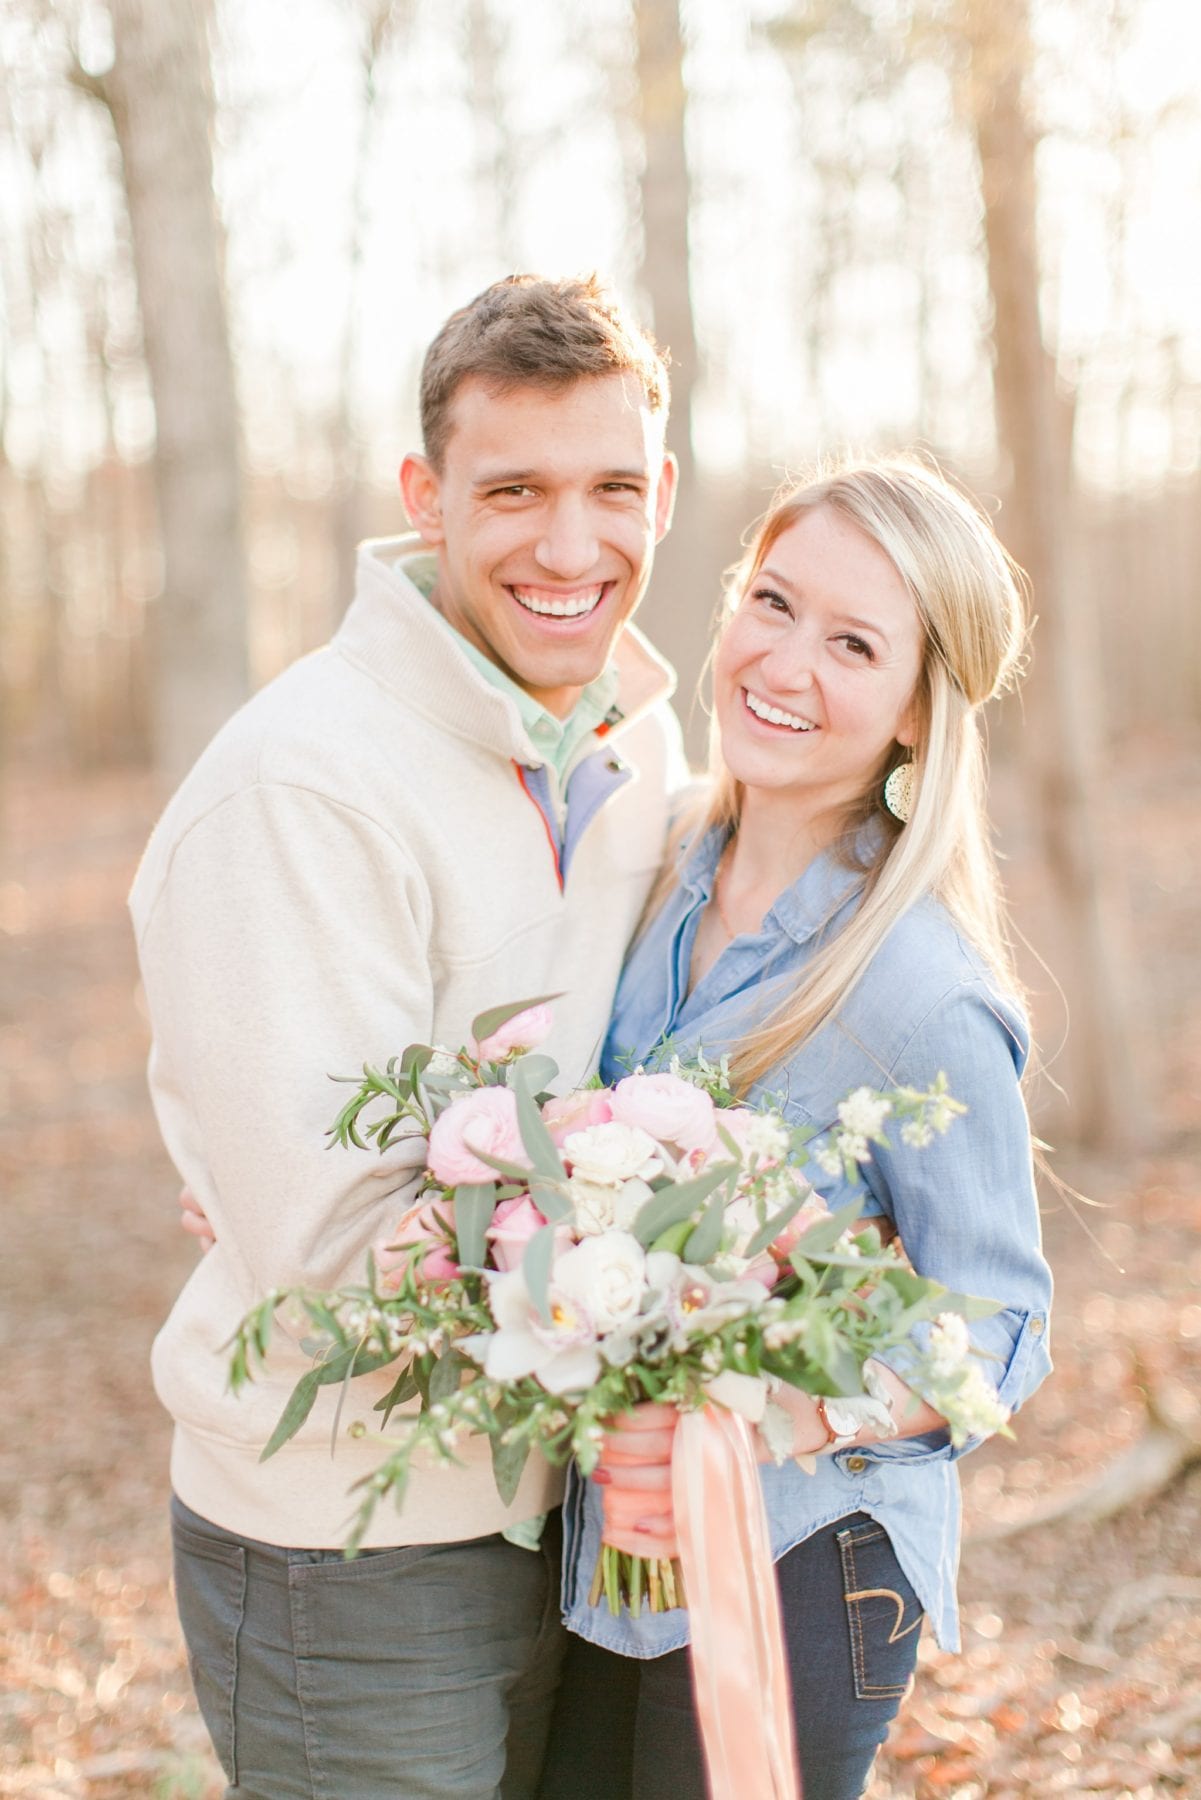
[814,1396,861,1447]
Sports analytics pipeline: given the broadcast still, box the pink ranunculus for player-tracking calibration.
[472,1004,555,1063]
[770,1195,831,1263]
[541,1088,614,1148]
[610,1072,718,1156]
[427,1088,529,1186]
[377,1201,460,1289]
[486,1195,549,1272]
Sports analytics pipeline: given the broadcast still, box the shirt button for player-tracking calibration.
[844,1455,867,1474]
[1030,1316,1045,1335]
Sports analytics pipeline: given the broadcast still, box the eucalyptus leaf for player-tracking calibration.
[429,1347,468,1404]
[798,1249,902,1271]
[929,1287,1002,1321]
[373,1363,420,1426]
[522,1221,558,1324]
[785,1199,865,1264]
[467,1148,538,1183]
[454,1183,500,1268]
[742,1184,810,1260]
[490,1421,532,1506]
[260,1369,321,1461]
[470,993,564,1046]
[631,1162,738,1247]
[683,1192,725,1263]
[508,1052,559,1095]
[529,1178,573,1223]
[512,1067,567,1181]
[400,1044,434,1081]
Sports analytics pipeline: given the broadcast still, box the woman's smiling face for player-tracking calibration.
[714,504,926,816]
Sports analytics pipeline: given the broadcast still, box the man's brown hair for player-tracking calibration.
[419,274,670,468]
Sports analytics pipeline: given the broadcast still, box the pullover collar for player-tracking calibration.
[334,535,676,768]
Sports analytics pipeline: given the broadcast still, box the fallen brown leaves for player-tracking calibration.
[1,741,1198,1799]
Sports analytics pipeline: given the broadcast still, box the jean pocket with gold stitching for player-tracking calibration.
[836,1517,924,1702]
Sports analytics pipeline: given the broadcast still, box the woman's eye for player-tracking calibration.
[840,634,875,660]
[750,586,791,615]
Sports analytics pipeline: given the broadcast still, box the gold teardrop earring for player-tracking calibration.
[883,755,916,824]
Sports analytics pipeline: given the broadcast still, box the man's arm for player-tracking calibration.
[136,781,436,1296]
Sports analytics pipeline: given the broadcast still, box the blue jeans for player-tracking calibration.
[172,1496,566,1799]
[537,1513,922,1800]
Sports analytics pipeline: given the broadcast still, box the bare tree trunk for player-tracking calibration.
[963,0,1141,1149]
[83,0,248,783]
[630,0,715,760]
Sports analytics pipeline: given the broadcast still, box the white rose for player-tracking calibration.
[554,1232,648,1333]
[563,1122,662,1187]
[567,1177,619,1236]
[567,1177,652,1237]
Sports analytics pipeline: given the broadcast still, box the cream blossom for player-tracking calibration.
[837,1087,893,1140]
[562,1121,662,1187]
[471,1266,601,1395]
[567,1175,652,1237]
[553,1232,649,1334]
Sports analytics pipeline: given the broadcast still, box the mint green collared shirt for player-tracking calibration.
[415,559,615,1547]
[413,562,619,782]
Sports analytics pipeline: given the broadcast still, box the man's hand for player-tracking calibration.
[178,1185,216,1254]
[591,1402,679,1557]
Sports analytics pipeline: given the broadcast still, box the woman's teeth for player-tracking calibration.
[512,586,605,618]
[744,689,816,731]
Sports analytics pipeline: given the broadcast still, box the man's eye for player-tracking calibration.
[490,485,535,499]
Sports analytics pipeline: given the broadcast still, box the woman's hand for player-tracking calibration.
[178,1185,216,1253]
[756,1384,841,1463]
[591,1402,679,1558]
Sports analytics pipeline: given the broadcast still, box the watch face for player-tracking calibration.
[825,1401,862,1439]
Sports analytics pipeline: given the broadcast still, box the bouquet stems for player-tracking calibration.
[590,1544,688,1617]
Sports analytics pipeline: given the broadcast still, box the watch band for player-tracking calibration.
[814,1397,840,1448]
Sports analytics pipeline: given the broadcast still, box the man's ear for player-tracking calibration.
[653,450,679,542]
[400,453,445,545]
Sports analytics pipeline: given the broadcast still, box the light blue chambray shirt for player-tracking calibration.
[560,823,1054,1655]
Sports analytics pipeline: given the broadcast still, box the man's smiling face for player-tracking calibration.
[401,373,677,717]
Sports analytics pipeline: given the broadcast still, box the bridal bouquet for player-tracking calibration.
[227,997,1008,1593]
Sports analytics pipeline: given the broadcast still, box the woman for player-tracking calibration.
[536,456,1053,1800]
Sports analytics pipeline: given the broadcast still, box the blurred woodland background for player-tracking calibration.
[2,0,1200,1795]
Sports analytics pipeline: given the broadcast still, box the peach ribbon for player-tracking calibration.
[671,1406,802,1800]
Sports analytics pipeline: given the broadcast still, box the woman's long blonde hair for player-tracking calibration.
[677,454,1029,1096]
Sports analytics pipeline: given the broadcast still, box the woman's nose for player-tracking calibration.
[760,635,817,695]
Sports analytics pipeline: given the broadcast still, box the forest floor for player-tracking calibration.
[1,745,1199,1800]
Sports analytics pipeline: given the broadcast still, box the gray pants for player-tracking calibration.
[171,1496,567,1800]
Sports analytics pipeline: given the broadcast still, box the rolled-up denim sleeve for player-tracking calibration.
[866,982,1053,1456]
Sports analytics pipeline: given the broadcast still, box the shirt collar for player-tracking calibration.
[676,817,885,947]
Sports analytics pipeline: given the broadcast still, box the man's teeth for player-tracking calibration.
[512,586,604,618]
[745,690,816,732]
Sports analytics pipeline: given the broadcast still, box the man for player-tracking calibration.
[130,274,683,1799]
